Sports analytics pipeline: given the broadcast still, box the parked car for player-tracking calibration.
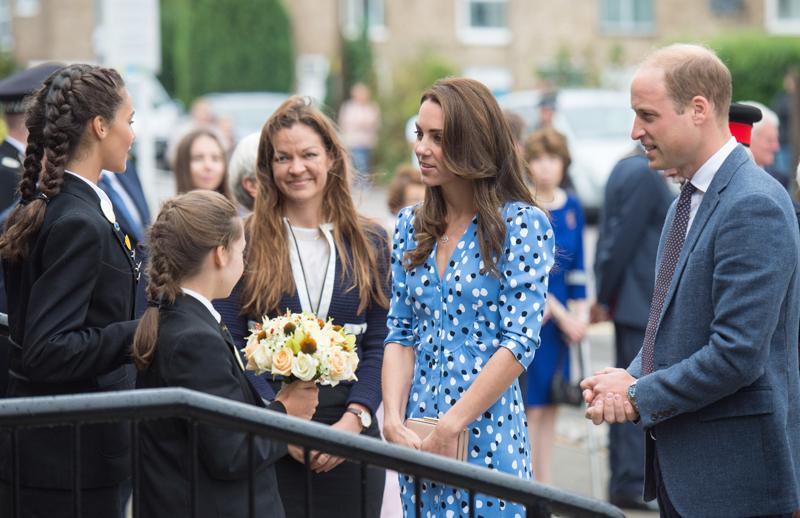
[203,92,289,141]
[498,88,636,220]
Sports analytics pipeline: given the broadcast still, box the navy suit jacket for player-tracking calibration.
[113,161,151,229]
[595,153,674,329]
[628,145,800,516]
[100,161,151,317]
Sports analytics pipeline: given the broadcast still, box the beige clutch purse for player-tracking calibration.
[405,417,469,462]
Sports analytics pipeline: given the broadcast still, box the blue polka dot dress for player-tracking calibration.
[385,201,555,518]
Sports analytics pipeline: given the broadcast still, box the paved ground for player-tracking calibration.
[357,184,657,517]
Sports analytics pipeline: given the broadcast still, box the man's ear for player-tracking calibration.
[690,95,712,125]
[91,115,108,140]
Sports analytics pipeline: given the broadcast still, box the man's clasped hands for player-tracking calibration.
[580,367,640,425]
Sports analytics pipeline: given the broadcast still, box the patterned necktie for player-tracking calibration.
[641,181,697,375]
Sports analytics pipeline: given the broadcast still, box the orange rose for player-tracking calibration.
[272,347,294,376]
[329,349,347,380]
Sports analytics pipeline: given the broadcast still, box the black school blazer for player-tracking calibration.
[1,173,138,488]
[136,294,288,518]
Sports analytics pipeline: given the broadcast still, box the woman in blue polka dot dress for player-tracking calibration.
[382,77,555,518]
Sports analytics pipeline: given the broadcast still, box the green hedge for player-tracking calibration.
[710,34,800,104]
[159,0,294,105]
[373,52,457,181]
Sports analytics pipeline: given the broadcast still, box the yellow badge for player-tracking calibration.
[124,234,131,250]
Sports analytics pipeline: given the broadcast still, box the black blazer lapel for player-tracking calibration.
[61,175,138,273]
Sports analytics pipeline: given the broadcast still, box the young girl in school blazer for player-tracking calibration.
[0,64,138,517]
[132,190,318,518]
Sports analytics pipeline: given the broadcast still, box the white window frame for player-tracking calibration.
[765,0,800,34]
[599,0,655,36]
[340,0,388,42]
[14,0,39,18]
[456,0,511,47]
[0,0,11,51]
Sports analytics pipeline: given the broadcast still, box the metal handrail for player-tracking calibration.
[0,388,623,517]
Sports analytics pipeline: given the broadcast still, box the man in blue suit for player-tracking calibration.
[582,43,800,517]
[98,160,151,316]
[592,148,673,510]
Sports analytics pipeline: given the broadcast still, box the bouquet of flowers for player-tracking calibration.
[243,310,359,386]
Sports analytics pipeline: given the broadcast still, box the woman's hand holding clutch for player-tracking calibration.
[383,419,423,450]
[419,425,459,459]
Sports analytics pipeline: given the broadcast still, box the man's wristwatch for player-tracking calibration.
[346,407,372,430]
[627,380,640,413]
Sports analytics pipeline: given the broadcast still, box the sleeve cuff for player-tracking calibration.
[267,400,287,414]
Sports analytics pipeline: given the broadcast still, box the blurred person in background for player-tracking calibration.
[385,163,424,223]
[173,128,233,199]
[0,63,64,213]
[228,132,260,216]
[739,101,785,187]
[523,127,587,485]
[773,71,796,179]
[338,82,380,188]
[215,96,389,517]
[504,109,527,151]
[591,147,673,511]
[536,91,557,130]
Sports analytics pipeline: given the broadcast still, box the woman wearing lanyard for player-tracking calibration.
[215,96,390,517]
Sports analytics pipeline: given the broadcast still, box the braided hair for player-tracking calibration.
[0,64,125,261]
[132,190,242,371]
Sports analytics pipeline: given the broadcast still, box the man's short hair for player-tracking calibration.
[642,44,732,121]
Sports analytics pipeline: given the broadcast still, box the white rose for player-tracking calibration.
[344,351,359,381]
[310,327,332,349]
[251,346,272,374]
[291,352,319,382]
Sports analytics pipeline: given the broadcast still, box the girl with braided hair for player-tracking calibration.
[0,64,138,516]
[133,190,318,518]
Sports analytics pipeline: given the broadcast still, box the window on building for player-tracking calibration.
[709,0,744,16]
[340,0,387,41]
[14,0,39,18]
[600,0,655,35]
[766,0,800,33]
[457,0,511,45]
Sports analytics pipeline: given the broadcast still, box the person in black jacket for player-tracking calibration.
[0,64,138,517]
[133,190,319,518]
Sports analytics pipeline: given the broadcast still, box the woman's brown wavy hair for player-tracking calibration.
[405,77,539,276]
[241,96,388,318]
